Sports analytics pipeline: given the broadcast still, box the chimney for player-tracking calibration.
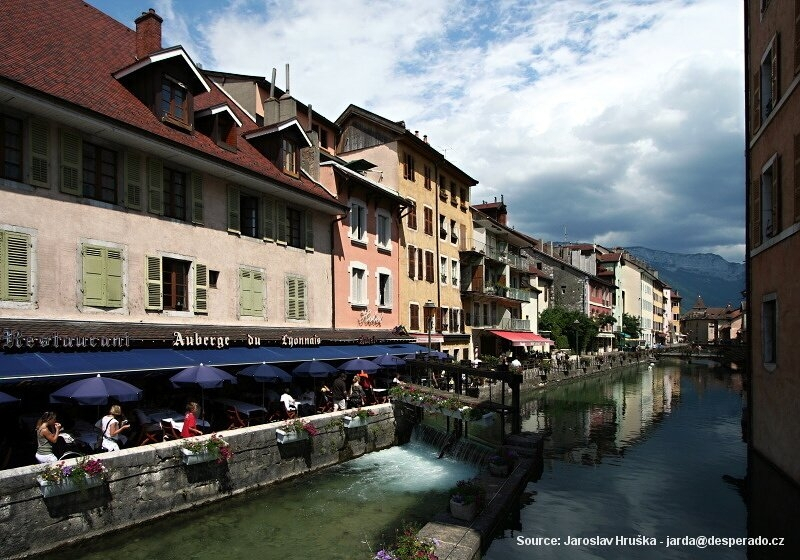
[415,130,419,137]
[135,9,163,59]
[278,63,297,123]
[263,68,280,126]
[423,134,428,143]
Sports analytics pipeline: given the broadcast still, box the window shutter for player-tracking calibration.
[147,158,163,215]
[285,276,296,319]
[771,39,779,110]
[252,270,264,315]
[124,152,143,210]
[82,245,105,306]
[385,275,393,308]
[239,268,251,315]
[195,262,208,313]
[771,156,781,234]
[191,172,204,225]
[297,278,307,320]
[752,179,761,246]
[106,248,123,308]
[752,70,760,131]
[304,211,314,252]
[227,184,240,233]
[408,246,415,279]
[59,129,82,195]
[276,201,287,245]
[263,197,275,242]
[28,120,50,188]
[795,135,800,222]
[1,231,31,302]
[145,255,162,310]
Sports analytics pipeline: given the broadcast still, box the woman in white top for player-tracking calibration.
[35,411,61,463]
[99,404,130,452]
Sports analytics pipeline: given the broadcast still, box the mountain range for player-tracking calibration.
[623,247,745,312]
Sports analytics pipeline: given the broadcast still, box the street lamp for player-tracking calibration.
[574,319,580,357]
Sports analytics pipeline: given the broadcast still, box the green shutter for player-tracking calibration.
[106,248,123,308]
[124,152,143,210]
[195,262,208,313]
[191,172,204,225]
[28,120,50,188]
[239,268,252,315]
[252,270,264,315]
[297,277,307,320]
[82,245,105,306]
[59,129,81,195]
[0,231,31,302]
[147,158,163,215]
[276,201,287,245]
[304,210,314,252]
[263,197,275,242]
[145,255,162,310]
[227,185,240,233]
[240,268,264,317]
[285,276,296,319]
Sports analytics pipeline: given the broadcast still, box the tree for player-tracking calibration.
[622,313,642,339]
[539,307,598,353]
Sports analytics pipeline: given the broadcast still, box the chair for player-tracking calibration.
[160,419,182,441]
[137,422,163,446]
[317,393,334,414]
[266,402,286,422]
[226,407,247,430]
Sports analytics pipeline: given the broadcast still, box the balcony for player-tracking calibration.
[506,287,532,301]
[506,252,528,270]
[468,316,531,330]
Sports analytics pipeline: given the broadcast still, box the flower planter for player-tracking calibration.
[276,429,308,444]
[449,498,477,521]
[180,448,216,465]
[37,475,103,498]
[488,462,509,477]
[441,406,470,420]
[343,415,371,428]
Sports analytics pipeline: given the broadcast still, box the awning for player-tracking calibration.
[0,343,430,384]
[412,333,445,344]
[488,330,554,347]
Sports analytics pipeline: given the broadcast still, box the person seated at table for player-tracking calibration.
[35,411,61,463]
[280,387,297,418]
[99,404,130,452]
[181,402,203,438]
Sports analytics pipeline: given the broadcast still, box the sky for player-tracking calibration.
[87,0,745,263]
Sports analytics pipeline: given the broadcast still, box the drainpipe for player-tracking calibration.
[330,205,348,330]
[434,160,443,334]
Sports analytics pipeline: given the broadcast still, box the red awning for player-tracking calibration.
[488,330,554,347]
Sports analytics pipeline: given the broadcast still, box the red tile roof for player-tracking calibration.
[0,0,341,209]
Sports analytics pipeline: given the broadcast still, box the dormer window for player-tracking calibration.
[243,119,311,179]
[282,138,297,176]
[195,104,241,151]
[161,77,188,124]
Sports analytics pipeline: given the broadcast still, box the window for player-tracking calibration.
[451,259,459,287]
[439,214,447,240]
[350,263,367,306]
[423,165,431,189]
[425,251,434,283]
[762,295,777,366]
[755,156,779,243]
[409,303,420,331]
[450,219,458,244]
[0,229,31,302]
[160,77,188,125]
[82,143,117,203]
[286,275,308,320]
[403,153,415,181]
[417,250,423,280]
[755,38,778,128]
[286,206,305,248]
[376,268,392,309]
[439,307,448,331]
[270,200,314,251]
[81,244,123,308]
[350,200,367,243]
[145,255,207,313]
[408,246,417,279]
[450,181,458,207]
[460,187,467,210]
[424,207,433,236]
[311,124,329,148]
[440,255,448,284]
[423,303,436,333]
[163,166,187,221]
[240,194,260,238]
[1,114,23,182]
[376,210,391,251]
[239,267,264,317]
[282,138,298,176]
[407,204,417,230]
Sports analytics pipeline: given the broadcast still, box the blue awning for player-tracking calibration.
[0,342,427,383]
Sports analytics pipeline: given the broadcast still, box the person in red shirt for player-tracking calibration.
[181,402,203,438]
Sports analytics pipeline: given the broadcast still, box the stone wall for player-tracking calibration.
[0,405,395,559]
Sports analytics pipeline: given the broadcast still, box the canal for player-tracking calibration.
[36,360,775,559]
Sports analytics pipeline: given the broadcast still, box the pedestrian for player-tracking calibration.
[332,373,347,411]
[181,401,203,438]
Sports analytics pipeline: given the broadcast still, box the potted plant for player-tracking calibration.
[276,419,318,443]
[343,408,376,428]
[37,457,106,498]
[448,479,485,521]
[374,522,440,560]
[487,448,518,477]
[181,433,233,465]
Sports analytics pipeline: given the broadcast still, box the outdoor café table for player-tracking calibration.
[71,419,102,450]
[294,398,315,416]
[168,416,210,434]
[136,408,209,431]
[212,398,267,418]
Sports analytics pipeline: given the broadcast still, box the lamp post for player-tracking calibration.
[574,319,580,357]
[424,300,437,382]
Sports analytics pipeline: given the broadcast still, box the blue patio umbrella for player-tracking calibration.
[292,359,337,378]
[170,364,237,418]
[338,358,380,373]
[372,354,406,368]
[238,362,292,407]
[50,374,143,406]
[428,351,453,361]
[0,390,20,405]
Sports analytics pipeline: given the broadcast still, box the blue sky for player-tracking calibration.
[87,0,745,262]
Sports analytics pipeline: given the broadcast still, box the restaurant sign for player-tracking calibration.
[173,331,231,349]
[2,329,130,350]
[280,334,321,347]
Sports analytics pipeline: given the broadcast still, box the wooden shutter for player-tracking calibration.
[28,120,49,188]
[770,39,779,113]
[425,251,434,282]
[771,156,781,235]
[752,70,760,131]
[59,129,81,195]
[252,270,264,316]
[276,201,287,245]
[106,248,123,308]
[410,304,419,331]
[408,246,415,278]
[417,251,423,280]
[124,152,143,210]
[147,158,163,215]
[0,231,31,302]
[304,211,314,252]
[145,255,162,310]
[227,184,240,233]
[195,262,208,314]
[82,245,105,306]
[752,179,761,246]
[263,197,275,242]
[191,172,204,225]
[286,276,297,319]
[296,277,307,320]
[795,134,800,222]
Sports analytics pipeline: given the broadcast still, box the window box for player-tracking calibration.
[343,414,376,428]
[37,475,103,498]
[276,428,308,444]
[180,448,216,465]
[449,497,477,521]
